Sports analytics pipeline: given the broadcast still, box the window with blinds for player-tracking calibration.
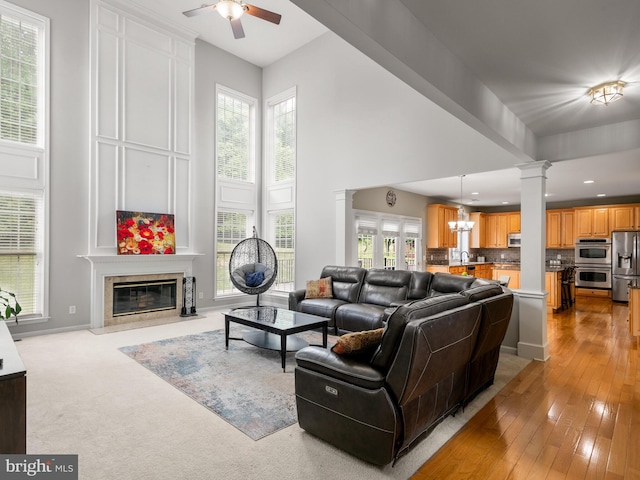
[272,211,294,292]
[271,96,295,182]
[216,211,252,295]
[216,88,255,182]
[0,192,42,315]
[0,10,41,145]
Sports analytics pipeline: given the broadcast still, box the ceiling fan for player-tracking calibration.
[183,0,282,39]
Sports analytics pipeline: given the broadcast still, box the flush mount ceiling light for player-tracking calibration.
[588,81,626,106]
[448,175,475,233]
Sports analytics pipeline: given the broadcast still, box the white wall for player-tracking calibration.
[263,32,520,286]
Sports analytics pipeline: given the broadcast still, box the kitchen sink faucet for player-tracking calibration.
[460,251,469,263]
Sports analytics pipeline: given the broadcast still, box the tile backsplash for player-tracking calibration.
[426,247,575,265]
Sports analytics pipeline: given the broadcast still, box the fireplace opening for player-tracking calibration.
[113,279,177,317]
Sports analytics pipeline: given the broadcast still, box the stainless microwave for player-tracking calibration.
[507,233,521,248]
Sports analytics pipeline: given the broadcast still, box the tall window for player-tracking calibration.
[215,86,256,297]
[216,211,253,295]
[271,210,294,291]
[265,88,296,292]
[0,2,47,319]
[357,217,377,269]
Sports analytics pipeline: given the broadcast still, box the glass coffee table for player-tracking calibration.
[224,306,329,372]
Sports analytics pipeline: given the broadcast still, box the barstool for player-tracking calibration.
[561,266,575,309]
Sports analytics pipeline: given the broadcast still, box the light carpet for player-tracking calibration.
[17,310,531,480]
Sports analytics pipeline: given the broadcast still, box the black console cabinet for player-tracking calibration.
[0,320,26,454]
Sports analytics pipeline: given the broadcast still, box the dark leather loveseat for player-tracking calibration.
[288,265,476,334]
[294,282,513,465]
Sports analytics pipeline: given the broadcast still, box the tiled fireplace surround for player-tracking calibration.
[81,254,199,329]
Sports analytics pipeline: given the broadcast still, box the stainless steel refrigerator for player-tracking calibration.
[612,230,640,302]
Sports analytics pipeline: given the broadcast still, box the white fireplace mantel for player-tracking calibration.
[80,253,203,328]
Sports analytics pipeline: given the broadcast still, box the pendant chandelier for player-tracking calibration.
[448,175,475,233]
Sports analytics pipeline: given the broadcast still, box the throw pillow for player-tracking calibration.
[331,328,385,356]
[305,277,333,299]
[245,271,265,287]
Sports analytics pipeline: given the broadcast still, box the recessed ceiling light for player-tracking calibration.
[584,180,595,184]
[502,201,509,205]
[597,193,606,197]
[471,192,479,195]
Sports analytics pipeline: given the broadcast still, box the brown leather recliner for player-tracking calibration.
[295,293,486,465]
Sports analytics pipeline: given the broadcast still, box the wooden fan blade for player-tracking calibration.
[244,4,282,24]
[230,18,245,39]
[183,4,217,17]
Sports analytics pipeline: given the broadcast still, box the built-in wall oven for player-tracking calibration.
[575,266,612,289]
[575,238,612,265]
[575,237,612,289]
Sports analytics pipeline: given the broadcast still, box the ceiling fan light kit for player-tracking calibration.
[183,1,282,39]
[588,80,626,106]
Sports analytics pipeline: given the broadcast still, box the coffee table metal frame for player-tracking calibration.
[224,307,328,372]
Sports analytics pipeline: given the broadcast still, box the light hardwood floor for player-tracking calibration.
[411,296,639,479]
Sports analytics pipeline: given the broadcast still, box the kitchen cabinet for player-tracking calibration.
[485,214,508,248]
[610,204,640,230]
[426,204,458,248]
[493,268,520,289]
[507,212,521,233]
[426,265,450,274]
[546,209,575,248]
[474,263,493,279]
[469,212,486,248]
[546,270,562,312]
[630,286,640,337]
[574,207,609,238]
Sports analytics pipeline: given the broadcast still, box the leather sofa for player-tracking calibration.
[294,283,513,465]
[288,265,476,334]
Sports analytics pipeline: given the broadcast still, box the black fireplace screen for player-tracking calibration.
[113,279,177,317]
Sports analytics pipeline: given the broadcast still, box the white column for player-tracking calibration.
[335,190,356,266]
[516,161,552,361]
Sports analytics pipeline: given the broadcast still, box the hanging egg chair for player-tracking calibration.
[228,227,278,306]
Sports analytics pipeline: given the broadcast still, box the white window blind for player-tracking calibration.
[216,89,254,182]
[0,192,42,315]
[382,220,400,236]
[216,210,252,295]
[271,96,295,182]
[0,10,40,145]
[404,221,421,238]
[271,210,294,292]
[357,217,378,235]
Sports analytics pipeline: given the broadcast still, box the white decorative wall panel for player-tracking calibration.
[268,184,294,208]
[90,0,195,254]
[96,29,118,139]
[174,60,192,155]
[219,183,256,208]
[0,149,38,181]
[123,148,170,211]
[175,157,190,247]
[96,142,118,247]
[124,40,171,149]
[124,17,172,53]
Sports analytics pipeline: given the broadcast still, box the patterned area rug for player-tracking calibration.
[119,328,332,440]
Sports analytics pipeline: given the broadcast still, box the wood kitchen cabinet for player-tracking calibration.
[507,212,521,233]
[546,270,563,312]
[493,268,520,289]
[474,263,493,279]
[485,214,508,248]
[610,204,640,230]
[574,207,609,238]
[469,212,486,248]
[426,204,458,248]
[546,209,575,248]
[630,286,640,337]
